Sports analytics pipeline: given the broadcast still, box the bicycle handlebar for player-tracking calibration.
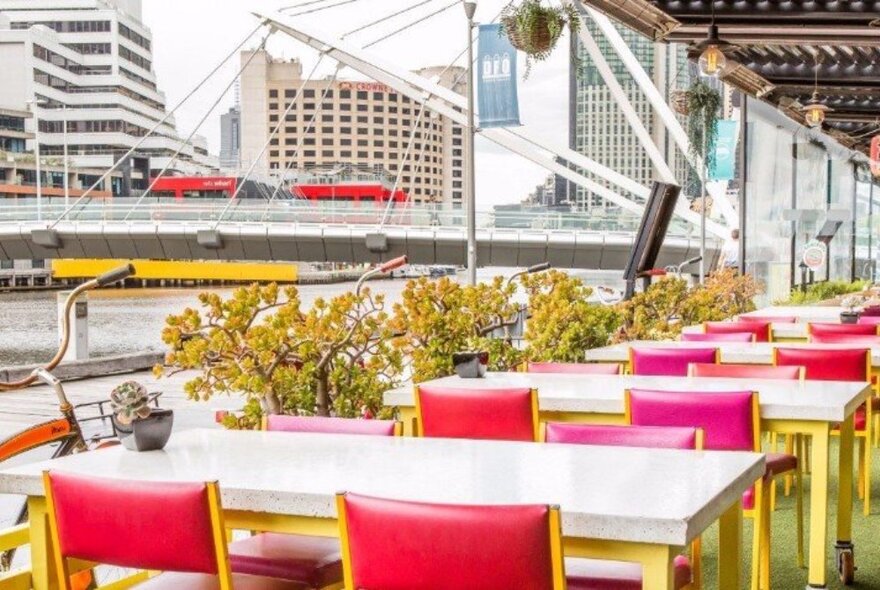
[95,263,135,287]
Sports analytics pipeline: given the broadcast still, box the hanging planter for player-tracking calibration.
[685,81,723,172]
[671,90,689,116]
[501,0,581,79]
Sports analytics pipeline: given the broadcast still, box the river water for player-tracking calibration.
[0,269,625,366]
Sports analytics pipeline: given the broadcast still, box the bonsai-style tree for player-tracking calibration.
[521,270,622,362]
[390,276,523,381]
[156,283,402,427]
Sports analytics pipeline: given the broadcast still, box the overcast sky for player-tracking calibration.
[141,0,570,206]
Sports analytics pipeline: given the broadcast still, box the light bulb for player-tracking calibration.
[804,105,826,128]
[698,45,726,77]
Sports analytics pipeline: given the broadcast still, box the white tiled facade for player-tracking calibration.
[240,50,465,208]
[0,0,217,187]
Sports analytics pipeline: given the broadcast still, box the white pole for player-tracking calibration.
[62,105,69,209]
[464,1,477,286]
[29,101,43,222]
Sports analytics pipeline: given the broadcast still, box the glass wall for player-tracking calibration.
[793,140,828,286]
[854,170,873,280]
[828,157,856,281]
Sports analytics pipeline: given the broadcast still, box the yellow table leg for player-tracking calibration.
[27,496,57,590]
[718,498,742,590]
[398,407,417,436]
[807,423,831,587]
[837,415,855,543]
[640,544,676,590]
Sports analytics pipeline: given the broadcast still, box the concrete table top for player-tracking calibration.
[0,428,763,548]
[389,373,869,423]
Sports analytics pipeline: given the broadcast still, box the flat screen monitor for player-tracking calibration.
[623,182,682,299]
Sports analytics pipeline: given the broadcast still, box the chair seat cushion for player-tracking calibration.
[764,452,797,478]
[833,403,868,432]
[134,572,308,590]
[565,555,691,590]
[228,533,342,587]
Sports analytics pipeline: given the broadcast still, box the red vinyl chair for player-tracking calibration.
[229,416,403,588]
[810,334,880,345]
[705,321,772,342]
[808,322,878,337]
[626,389,799,589]
[43,471,301,590]
[525,362,622,375]
[775,347,874,515]
[859,315,880,325]
[629,347,718,377]
[689,363,804,381]
[542,423,699,589]
[415,385,540,441]
[740,315,798,324]
[681,332,755,343]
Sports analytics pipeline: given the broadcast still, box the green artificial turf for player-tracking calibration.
[700,438,880,589]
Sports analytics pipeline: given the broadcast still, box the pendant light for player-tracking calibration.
[802,54,831,128]
[696,2,733,77]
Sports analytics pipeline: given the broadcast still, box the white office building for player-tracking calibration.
[0,0,216,195]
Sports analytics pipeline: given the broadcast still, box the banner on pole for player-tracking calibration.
[477,24,521,128]
[709,119,738,181]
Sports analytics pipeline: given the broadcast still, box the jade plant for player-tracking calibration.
[501,0,581,78]
[110,381,152,425]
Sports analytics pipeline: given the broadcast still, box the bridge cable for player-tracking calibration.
[390,113,435,225]
[341,0,437,39]
[50,22,267,228]
[363,0,461,49]
[286,0,365,17]
[122,32,273,221]
[262,65,346,217]
[212,54,333,228]
[278,0,338,12]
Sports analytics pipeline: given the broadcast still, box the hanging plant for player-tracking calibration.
[686,81,723,172]
[501,0,581,79]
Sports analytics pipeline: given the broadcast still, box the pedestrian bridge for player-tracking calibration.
[0,199,720,271]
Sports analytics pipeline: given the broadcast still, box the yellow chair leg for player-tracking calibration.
[864,431,872,516]
[784,435,794,497]
[858,438,866,501]
[760,480,772,590]
[795,456,805,569]
[690,536,702,590]
[750,483,763,590]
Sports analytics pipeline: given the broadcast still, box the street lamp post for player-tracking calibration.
[464,1,477,286]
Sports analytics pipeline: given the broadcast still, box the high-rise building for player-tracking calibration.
[569,20,691,212]
[219,106,241,171]
[0,0,217,194]
[239,50,466,208]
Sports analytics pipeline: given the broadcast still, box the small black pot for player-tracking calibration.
[452,351,489,378]
[840,311,861,325]
[113,409,174,452]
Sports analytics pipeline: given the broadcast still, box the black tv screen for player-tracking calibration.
[623,182,681,298]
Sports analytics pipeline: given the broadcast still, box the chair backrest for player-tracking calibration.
[858,316,880,325]
[705,320,771,342]
[681,332,755,343]
[810,334,880,345]
[626,389,758,452]
[740,315,798,324]
[526,362,621,375]
[44,471,228,589]
[337,493,564,590]
[544,423,701,450]
[808,322,878,336]
[629,347,719,377]
[264,415,401,436]
[774,347,870,382]
[415,386,539,442]
[689,362,804,381]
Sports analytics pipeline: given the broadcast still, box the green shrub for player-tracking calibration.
[776,280,868,305]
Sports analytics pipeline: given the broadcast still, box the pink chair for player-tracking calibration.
[740,315,798,324]
[858,316,880,325]
[775,347,873,515]
[43,471,300,590]
[627,389,799,587]
[681,332,755,343]
[415,385,539,442]
[543,423,698,589]
[525,362,622,375]
[705,320,772,342]
[689,362,804,380]
[629,347,718,377]
[808,322,878,337]
[229,415,401,587]
[810,334,880,345]
[264,414,401,436]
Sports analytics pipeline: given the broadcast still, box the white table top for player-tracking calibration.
[583,340,880,367]
[0,429,763,548]
[741,305,845,322]
[390,373,869,423]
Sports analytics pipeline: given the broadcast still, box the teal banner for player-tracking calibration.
[477,24,521,128]
[709,120,738,181]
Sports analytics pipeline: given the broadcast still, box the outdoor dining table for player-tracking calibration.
[685,305,853,341]
[386,372,872,588]
[0,428,763,590]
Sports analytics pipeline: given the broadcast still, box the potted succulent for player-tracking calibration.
[500,0,581,78]
[452,351,489,378]
[840,294,865,324]
[110,381,173,452]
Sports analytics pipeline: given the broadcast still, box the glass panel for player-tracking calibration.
[828,158,855,281]
[793,141,828,284]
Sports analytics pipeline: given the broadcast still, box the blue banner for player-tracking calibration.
[477,24,521,128]
[709,119,738,181]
